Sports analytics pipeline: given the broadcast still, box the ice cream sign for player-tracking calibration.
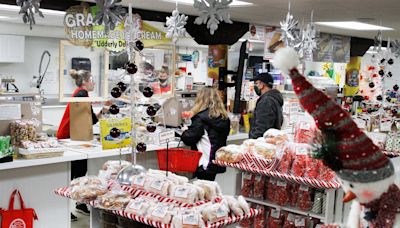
[64,4,171,52]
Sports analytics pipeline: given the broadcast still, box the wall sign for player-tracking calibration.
[64,4,172,52]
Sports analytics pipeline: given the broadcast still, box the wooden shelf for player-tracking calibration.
[244,197,325,221]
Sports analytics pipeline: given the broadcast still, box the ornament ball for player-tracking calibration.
[386,96,392,102]
[136,142,147,152]
[109,104,119,115]
[388,58,394,65]
[369,82,375,88]
[117,82,127,92]
[111,87,122,98]
[146,106,157,116]
[110,128,121,138]
[376,95,383,101]
[126,63,138,74]
[394,84,399,91]
[135,40,144,51]
[379,70,385,76]
[143,87,154,98]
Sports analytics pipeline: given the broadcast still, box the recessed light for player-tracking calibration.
[162,0,253,7]
[315,21,393,31]
[0,4,65,16]
[0,16,10,19]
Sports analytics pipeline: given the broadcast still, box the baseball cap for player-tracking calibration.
[251,73,274,87]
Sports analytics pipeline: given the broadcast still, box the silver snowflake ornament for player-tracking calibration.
[302,23,317,55]
[391,40,400,58]
[94,0,126,33]
[16,0,44,30]
[166,9,188,43]
[193,0,233,35]
[372,30,383,53]
[280,11,299,46]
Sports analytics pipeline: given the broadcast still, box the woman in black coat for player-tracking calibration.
[181,87,230,181]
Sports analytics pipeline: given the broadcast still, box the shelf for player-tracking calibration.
[213,160,341,189]
[244,197,325,221]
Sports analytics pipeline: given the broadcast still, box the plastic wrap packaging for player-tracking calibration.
[97,184,131,210]
[146,203,175,224]
[190,184,205,201]
[283,212,296,228]
[294,121,320,144]
[221,196,244,216]
[102,160,132,179]
[264,129,289,145]
[241,173,254,198]
[296,185,314,211]
[311,191,324,214]
[267,209,284,228]
[265,178,277,202]
[254,141,277,159]
[193,180,222,200]
[253,175,265,199]
[169,184,198,204]
[277,145,294,174]
[131,174,147,189]
[171,208,205,228]
[275,180,291,206]
[290,144,312,177]
[237,196,250,214]
[144,178,172,197]
[147,169,189,185]
[216,145,244,163]
[201,203,229,223]
[293,215,308,228]
[253,205,266,228]
[70,176,108,201]
[10,120,37,146]
[124,196,157,217]
[290,184,299,207]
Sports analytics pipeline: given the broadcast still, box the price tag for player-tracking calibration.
[255,175,262,181]
[216,206,227,218]
[159,130,175,144]
[299,185,309,191]
[295,147,309,155]
[174,187,189,198]
[380,119,393,132]
[129,200,144,210]
[299,122,311,130]
[150,180,165,191]
[295,217,306,227]
[287,213,295,222]
[270,209,280,219]
[152,205,168,218]
[354,118,367,129]
[133,176,145,186]
[183,213,199,225]
[276,181,287,187]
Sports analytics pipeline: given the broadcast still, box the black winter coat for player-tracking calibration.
[249,89,284,139]
[181,109,230,174]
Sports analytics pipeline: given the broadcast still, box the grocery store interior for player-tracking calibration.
[0,0,399,227]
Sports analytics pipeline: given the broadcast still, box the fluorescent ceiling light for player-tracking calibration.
[162,0,253,7]
[0,4,65,16]
[366,46,387,54]
[316,21,393,31]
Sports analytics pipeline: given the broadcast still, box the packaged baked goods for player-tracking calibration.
[216,145,244,163]
[171,208,205,228]
[237,195,250,214]
[221,196,244,216]
[147,169,189,185]
[102,160,132,178]
[254,141,276,159]
[70,176,108,201]
[201,203,229,223]
[190,184,205,201]
[169,184,198,204]
[296,185,314,211]
[253,205,266,228]
[253,175,265,199]
[144,177,171,197]
[146,203,175,224]
[264,129,289,145]
[131,174,147,189]
[193,180,222,200]
[125,196,156,216]
[241,172,254,198]
[97,184,131,210]
[267,209,284,228]
[10,120,37,146]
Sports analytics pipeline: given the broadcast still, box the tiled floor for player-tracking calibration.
[71,209,90,228]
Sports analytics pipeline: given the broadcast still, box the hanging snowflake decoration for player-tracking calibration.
[372,30,383,53]
[16,0,44,30]
[193,0,233,35]
[301,23,318,59]
[280,11,300,46]
[166,9,188,43]
[391,39,400,58]
[94,0,126,33]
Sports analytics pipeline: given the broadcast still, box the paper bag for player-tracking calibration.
[70,102,93,141]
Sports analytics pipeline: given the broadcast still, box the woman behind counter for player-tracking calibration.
[180,87,230,181]
[56,69,108,220]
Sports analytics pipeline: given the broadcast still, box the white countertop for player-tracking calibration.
[0,150,86,171]
[0,133,249,171]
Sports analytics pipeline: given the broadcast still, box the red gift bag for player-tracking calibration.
[0,190,38,228]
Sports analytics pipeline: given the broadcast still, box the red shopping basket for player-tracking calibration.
[157,148,202,172]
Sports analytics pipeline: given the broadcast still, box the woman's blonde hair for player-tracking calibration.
[191,87,228,119]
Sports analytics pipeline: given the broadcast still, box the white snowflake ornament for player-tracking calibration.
[166,9,188,43]
[280,11,299,46]
[193,0,233,35]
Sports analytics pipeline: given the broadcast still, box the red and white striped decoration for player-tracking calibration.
[242,152,275,170]
[113,210,170,228]
[213,160,341,189]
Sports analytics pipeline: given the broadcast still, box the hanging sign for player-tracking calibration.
[64,4,172,52]
[100,118,132,150]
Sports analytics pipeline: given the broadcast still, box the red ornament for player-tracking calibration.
[372,74,378,78]
[368,66,375,71]
[364,96,369,100]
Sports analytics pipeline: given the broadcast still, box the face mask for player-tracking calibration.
[159,78,168,83]
[254,85,262,96]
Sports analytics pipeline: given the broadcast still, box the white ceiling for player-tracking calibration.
[1,0,399,40]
